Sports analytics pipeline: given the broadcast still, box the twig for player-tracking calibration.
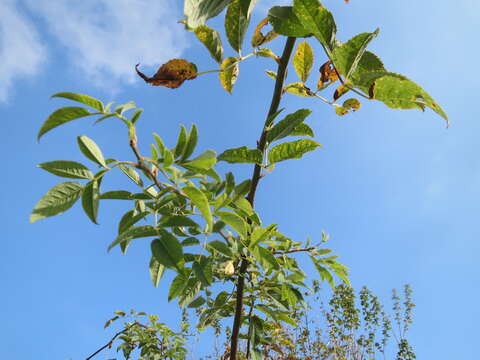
[272,246,316,255]
[129,139,184,197]
[85,323,139,360]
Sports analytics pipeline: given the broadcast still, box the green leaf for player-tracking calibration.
[193,258,213,286]
[38,107,96,140]
[184,0,230,28]
[118,165,143,187]
[368,72,449,125]
[179,278,202,308]
[268,139,321,163]
[252,245,279,271]
[158,215,199,228]
[293,41,314,82]
[332,30,379,81]
[265,70,277,80]
[100,190,132,200]
[182,237,200,246]
[82,180,100,224]
[150,143,159,161]
[168,274,188,301]
[182,150,217,170]
[118,210,149,237]
[183,186,213,232]
[51,92,104,112]
[103,316,119,329]
[225,0,251,53]
[151,233,185,271]
[30,182,83,223]
[293,0,336,53]
[218,146,263,164]
[349,51,385,93]
[239,0,258,17]
[115,101,136,115]
[194,25,223,63]
[130,108,143,124]
[267,109,312,143]
[149,256,165,287]
[181,124,199,161]
[108,225,157,251]
[163,149,174,168]
[219,57,239,93]
[289,123,314,138]
[268,6,310,37]
[37,160,93,180]
[174,125,188,159]
[207,240,233,257]
[153,133,166,156]
[188,296,206,308]
[249,224,276,248]
[216,211,248,239]
[77,135,107,168]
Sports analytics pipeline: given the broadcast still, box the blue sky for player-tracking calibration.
[1,0,478,359]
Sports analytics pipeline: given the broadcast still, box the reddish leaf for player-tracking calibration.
[136,59,198,89]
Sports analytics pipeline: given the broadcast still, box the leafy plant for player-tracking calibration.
[31,1,446,359]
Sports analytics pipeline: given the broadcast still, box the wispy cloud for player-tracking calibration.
[23,0,188,88]
[0,0,47,103]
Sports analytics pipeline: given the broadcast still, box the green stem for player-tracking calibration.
[228,36,296,360]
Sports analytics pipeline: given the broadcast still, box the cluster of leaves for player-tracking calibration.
[140,0,448,125]
[90,285,415,360]
[212,284,416,360]
[102,310,188,360]
[32,1,447,359]
[31,92,347,345]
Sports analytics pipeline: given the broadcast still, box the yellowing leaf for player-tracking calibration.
[333,84,349,100]
[367,72,448,125]
[194,25,223,63]
[285,82,314,97]
[251,17,278,47]
[293,41,314,82]
[335,98,361,116]
[135,59,198,89]
[219,57,239,93]
[224,261,235,275]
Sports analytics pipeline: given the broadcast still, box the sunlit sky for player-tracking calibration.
[1,1,478,359]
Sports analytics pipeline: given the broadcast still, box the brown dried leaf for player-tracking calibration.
[135,59,198,89]
[317,61,339,90]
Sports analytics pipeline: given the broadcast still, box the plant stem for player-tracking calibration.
[228,36,296,360]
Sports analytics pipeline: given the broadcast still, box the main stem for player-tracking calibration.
[228,36,296,360]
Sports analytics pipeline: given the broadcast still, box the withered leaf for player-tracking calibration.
[317,61,339,90]
[333,84,349,100]
[135,59,198,89]
[251,17,278,48]
[335,98,361,116]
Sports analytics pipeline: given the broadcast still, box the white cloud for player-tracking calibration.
[24,0,188,88]
[0,0,47,102]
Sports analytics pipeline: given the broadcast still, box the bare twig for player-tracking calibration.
[85,323,139,360]
[272,246,316,255]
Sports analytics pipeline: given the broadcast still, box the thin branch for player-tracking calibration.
[85,322,139,360]
[129,139,184,197]
[229,36,297,360]
[272,246,316,255]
